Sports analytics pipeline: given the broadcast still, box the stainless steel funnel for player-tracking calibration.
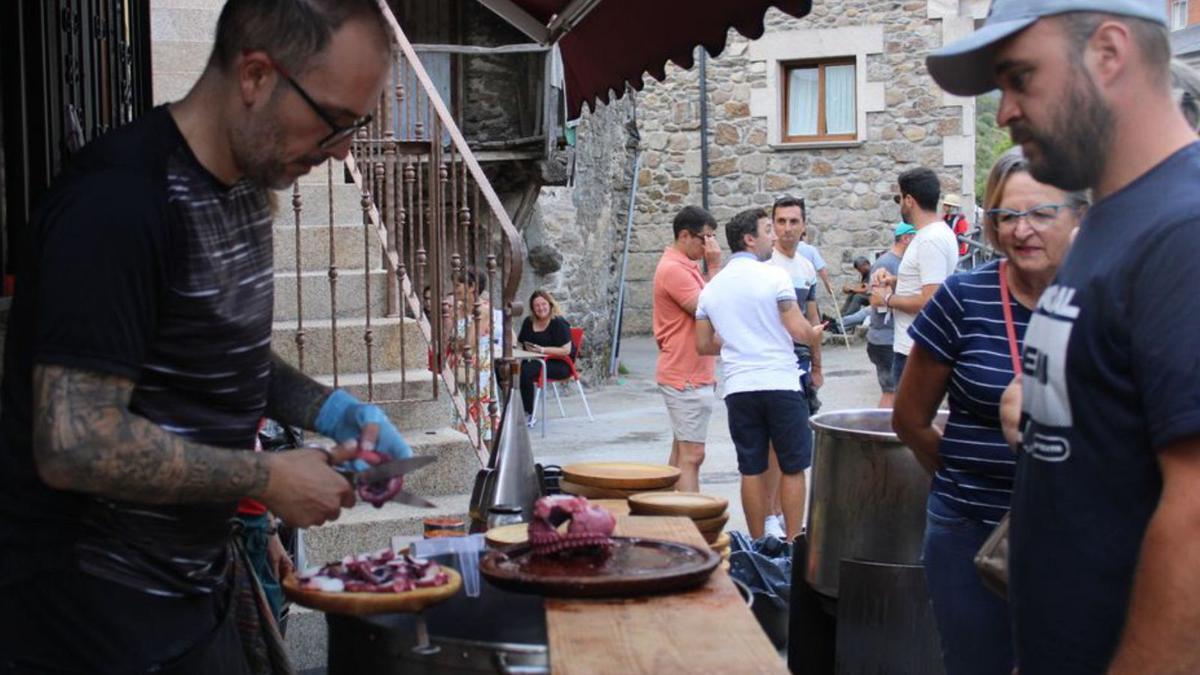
[468,363,543,529]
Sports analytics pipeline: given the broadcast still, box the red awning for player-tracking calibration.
[504,0,813,117]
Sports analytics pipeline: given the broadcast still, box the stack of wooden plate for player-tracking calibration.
[628,492,731,562]
[559,462,680,500]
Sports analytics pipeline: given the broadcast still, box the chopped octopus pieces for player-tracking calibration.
[299,550,450,593]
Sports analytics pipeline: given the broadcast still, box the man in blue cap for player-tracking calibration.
[865,222,915,408]
[928,2,1200,673]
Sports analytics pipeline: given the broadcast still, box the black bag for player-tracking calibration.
[729,532,793,649]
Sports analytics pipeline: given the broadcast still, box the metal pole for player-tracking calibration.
[609,150,642,378]
[698,47,709,211]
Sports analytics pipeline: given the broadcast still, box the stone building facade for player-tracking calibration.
[600,2,985,334]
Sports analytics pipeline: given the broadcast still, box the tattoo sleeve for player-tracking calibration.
[32,364,270,503]
[777,299,798,312]
[265,352,333,429]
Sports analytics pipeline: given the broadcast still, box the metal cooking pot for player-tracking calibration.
[805,409,944,598]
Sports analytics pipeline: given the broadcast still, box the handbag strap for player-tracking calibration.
[997,259,1022,375]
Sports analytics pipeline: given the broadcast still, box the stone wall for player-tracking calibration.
[515,98,638,380]
[610,4,977,334]
[459,1,541,145]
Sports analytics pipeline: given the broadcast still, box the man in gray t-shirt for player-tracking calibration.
[867,223,915,406]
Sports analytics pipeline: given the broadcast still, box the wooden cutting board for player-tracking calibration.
[282,567,461,615]
[561,462,681,490]
[546,515,786,674]
[628,492,728,520]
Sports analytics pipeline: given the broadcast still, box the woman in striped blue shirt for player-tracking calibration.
[893,147,1087,675]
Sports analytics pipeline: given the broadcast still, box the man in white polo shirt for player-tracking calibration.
[695,208,824,541]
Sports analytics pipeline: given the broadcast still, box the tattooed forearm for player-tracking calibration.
[32,365,271,503]
[265,352,333,429]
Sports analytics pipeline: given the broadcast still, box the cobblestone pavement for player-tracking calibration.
[530,334,881,533]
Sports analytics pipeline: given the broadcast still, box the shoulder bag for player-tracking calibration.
[973,259,1021,599]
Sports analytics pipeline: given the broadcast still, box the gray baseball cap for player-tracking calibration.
[926,0,1167,96]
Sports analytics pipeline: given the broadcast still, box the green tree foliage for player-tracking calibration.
[975,93,1013,203]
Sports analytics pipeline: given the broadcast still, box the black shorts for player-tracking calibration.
[725,389,812,475]
[866,343,896,393]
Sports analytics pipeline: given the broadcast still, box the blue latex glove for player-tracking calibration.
[315,389,413,470]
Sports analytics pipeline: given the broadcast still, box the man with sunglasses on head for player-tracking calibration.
[928,0,1200,672]
[653,206,723,493]
[0,1,413,672]
[871,167,959,386]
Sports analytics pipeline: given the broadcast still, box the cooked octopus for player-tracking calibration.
[527,494,616,557]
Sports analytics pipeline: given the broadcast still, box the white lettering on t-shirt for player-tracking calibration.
[1021,283,1080,461]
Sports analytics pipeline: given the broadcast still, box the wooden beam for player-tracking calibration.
[411,42,549,55]
[546,0,603,42]
[474,0,550,44]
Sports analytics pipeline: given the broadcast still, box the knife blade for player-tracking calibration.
[343,455,438,484]
[390,489,437,509]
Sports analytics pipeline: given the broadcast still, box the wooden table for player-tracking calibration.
[545,515,786,674]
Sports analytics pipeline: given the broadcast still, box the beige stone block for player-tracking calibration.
[714,123,740,145]
[739,154,767,175]
[708,157,738,177]
[723,101,750,118]
[764,173,795,191]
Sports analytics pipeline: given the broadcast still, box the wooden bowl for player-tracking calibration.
[693,511,730,534]
[700,528,723,545]
[561,462,681,490]
[282,567,461,615]
[559,479,671,500]
[628,492,728,520]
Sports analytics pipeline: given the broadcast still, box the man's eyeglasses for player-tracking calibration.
[267,56,372,151]
[986,204,1072,229]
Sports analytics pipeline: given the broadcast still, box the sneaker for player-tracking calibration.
[764,514,785,540]
[525,414,537,428]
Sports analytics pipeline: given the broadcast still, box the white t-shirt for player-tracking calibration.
[767,247,819,306]
[893,220,959,355]
[695,254,802,396]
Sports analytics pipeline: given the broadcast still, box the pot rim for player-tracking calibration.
[809,408,949,441]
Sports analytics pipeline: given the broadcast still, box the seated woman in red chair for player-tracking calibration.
[517,289,576,427]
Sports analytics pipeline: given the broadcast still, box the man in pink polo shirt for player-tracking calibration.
[653,205,722,492]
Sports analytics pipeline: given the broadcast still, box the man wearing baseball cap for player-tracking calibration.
[928,1,1200,673]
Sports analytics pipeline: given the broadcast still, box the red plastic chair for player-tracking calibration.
[533,327,595,435]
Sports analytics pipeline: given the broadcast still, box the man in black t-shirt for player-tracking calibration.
[0,1,410,672]
[928,0,1200,673]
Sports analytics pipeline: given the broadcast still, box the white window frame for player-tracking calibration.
[748,26,885,149]
[1172,0,1189,30]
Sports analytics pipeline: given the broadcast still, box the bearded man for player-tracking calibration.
[928,0,1200,673]
[0,1,413,671]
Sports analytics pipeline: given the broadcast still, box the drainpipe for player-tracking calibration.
[698,47,710,211]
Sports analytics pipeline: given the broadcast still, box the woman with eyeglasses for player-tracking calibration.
[892,147,1088,675]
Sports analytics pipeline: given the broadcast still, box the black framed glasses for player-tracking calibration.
[986,203,1072,230]
[268,56,372,151]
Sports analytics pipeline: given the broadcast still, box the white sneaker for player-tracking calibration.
[525,414,537,428]
[764,514,785,540]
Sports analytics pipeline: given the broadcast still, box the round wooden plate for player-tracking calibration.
[693,511,730,534]
[486,523,529,547]
[559,479,671,500]
[282,568,462,615]
[561,462,681,490]
[700,528,723,545]
[480,536,720,598]
[628,492,728,520]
